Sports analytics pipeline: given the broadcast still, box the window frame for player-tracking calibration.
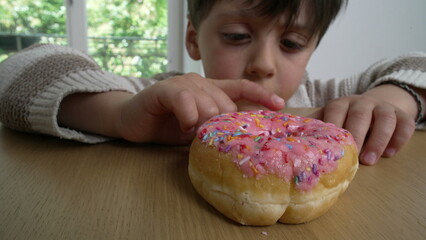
[66,0,88,54]
[65,0,202,74]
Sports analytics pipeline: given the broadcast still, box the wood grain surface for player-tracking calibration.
[0,108,425,240]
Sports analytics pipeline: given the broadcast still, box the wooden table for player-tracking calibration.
[0,109,425,240]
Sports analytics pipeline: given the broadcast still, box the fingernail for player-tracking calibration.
[384,148,396,157]
[272,95,285,106]
[362,152,377,165]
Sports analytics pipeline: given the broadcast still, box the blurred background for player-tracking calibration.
[1,0,425,80]
[307,0,426,80]
[0,0,167,77]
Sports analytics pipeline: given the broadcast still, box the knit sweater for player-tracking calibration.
[1,44,425,143]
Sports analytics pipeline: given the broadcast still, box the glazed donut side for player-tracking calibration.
[189,138,290,225]
[278,143,358,224]
[188,138,358,225]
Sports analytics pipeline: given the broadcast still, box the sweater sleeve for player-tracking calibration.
[288,52,426,129]
[0,44,158,143]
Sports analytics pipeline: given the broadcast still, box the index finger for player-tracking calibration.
[343,101,374,151]
[213,79,285,110]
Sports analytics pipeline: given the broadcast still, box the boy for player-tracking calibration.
[0,0,425,166]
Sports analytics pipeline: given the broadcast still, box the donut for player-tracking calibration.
[188,110,358,225]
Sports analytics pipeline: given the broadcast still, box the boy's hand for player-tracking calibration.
[115,73,284,144]
[310,84,418,165]
[59,73,285,145]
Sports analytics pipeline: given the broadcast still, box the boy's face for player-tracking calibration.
[186,0,318,106]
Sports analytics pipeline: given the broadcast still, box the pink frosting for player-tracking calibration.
[197,110,356,191]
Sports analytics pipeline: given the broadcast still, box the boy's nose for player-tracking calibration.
[246,43,276,79]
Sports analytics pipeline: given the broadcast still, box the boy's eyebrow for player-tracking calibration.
[216,9,256,18]
[216,9,311,31]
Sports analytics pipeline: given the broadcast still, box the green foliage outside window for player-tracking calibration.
[0,0,167,77]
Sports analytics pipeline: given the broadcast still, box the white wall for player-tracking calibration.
[307,0,426,80]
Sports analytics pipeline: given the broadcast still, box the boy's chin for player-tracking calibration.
[235,100,269,111]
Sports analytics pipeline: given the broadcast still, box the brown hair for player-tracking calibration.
[187,0,348,44]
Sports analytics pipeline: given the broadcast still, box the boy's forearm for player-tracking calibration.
[363,84,425,122]
[58,91,134,138]
[412,86,426,122]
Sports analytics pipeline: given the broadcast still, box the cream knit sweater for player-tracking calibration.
[1,44,425,143]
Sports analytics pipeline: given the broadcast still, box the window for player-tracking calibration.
[0,0,67,62]
[0,0,171,77]
[86,0,167,77]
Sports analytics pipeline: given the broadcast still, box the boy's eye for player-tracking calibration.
[222,33,251,43]
[281,39,304,51]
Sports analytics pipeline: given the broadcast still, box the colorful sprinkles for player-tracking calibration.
[197,110,355,191]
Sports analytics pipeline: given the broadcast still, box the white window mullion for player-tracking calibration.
[65,0,88,53]
[167,0,184,72]
[167,0,202,74]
